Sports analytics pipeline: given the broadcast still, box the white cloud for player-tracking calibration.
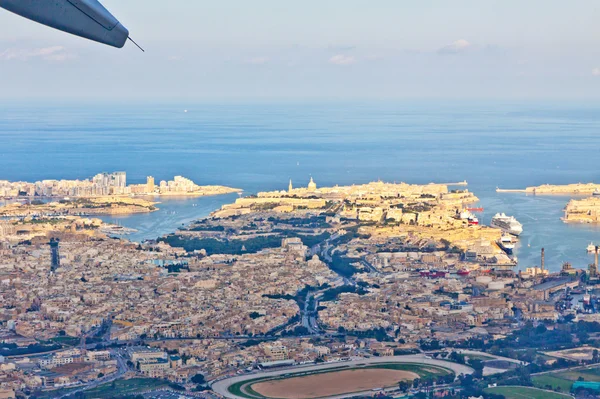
[329,54,356,65]
[438,39,472,54]
[244,56,270,65]
[0,46,74,62]
[593,68,600,76]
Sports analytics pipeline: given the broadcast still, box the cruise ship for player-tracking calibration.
[491,213,523,236]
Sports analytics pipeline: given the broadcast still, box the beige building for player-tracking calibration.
[262,343,289,361]
[139,359,170,378]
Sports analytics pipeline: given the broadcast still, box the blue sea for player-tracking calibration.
[1,100,600,271]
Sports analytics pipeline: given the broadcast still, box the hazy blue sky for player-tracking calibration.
[1,0,600,100]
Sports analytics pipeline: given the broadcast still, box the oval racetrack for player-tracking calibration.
[211,354,474,399]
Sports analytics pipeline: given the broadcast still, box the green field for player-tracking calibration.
[228,363,454,399]
[532,375,573,392]
[484,386,572,399]
[556,367,600,382]
[531,366,600,393]
[82,378,169,398]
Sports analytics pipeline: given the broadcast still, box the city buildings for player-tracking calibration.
[0,172,239,199]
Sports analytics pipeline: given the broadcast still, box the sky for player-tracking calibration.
[1,0,600,100]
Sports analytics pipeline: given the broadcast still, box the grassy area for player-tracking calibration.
[466,354,495,361]
[484,386,572,399]
[82,378,169,398]
[532,375,574,392]
[556,367,600,382]
[228,378,266,399]
[531,365,600,393]
[50,336,80,346]
[31,387,80,399]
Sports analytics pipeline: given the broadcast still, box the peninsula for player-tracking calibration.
[0,171,241,199]
[0,196,158,217]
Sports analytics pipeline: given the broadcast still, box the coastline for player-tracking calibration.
[497,183,600,196]
[0,187,243,201]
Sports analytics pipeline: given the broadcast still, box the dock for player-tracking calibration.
[442,180,468,186]
[496,188,526,193]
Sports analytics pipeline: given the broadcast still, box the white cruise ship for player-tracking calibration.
[491,213,523,236]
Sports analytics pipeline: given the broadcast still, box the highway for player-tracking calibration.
[211,354,474,399]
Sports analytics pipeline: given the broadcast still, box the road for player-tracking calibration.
[57,349,130,398]
[211,354,474,399]
[360,259,379,274]
[300,291,318,334]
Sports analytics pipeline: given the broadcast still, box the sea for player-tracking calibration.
[1,100,600,272]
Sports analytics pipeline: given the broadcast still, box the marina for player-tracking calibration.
[3,102,600,272]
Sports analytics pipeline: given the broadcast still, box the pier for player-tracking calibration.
[496,188,526,193]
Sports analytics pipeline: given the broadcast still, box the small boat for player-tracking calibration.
[457,269,470,276]
[588,243,597,253]
[459,210,479,225]
[420,270,448,278]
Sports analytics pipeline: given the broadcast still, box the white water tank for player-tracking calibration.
[488,281,506,291]
[475,275,493,284]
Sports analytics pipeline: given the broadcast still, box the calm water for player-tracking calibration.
[1,100,600,271]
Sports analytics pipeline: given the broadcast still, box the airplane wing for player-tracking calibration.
[0,0,131,49]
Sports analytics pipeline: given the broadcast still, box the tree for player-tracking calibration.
[249,312,262,319]
[470,359,484,379]
[191,373,206,384]
[169,383,185,391]
[398,381,411,392]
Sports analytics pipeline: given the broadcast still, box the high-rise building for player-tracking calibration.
[113,172,127,188]
[49,238,60,272]
[147,176,155,193]
[92,172,127,194]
